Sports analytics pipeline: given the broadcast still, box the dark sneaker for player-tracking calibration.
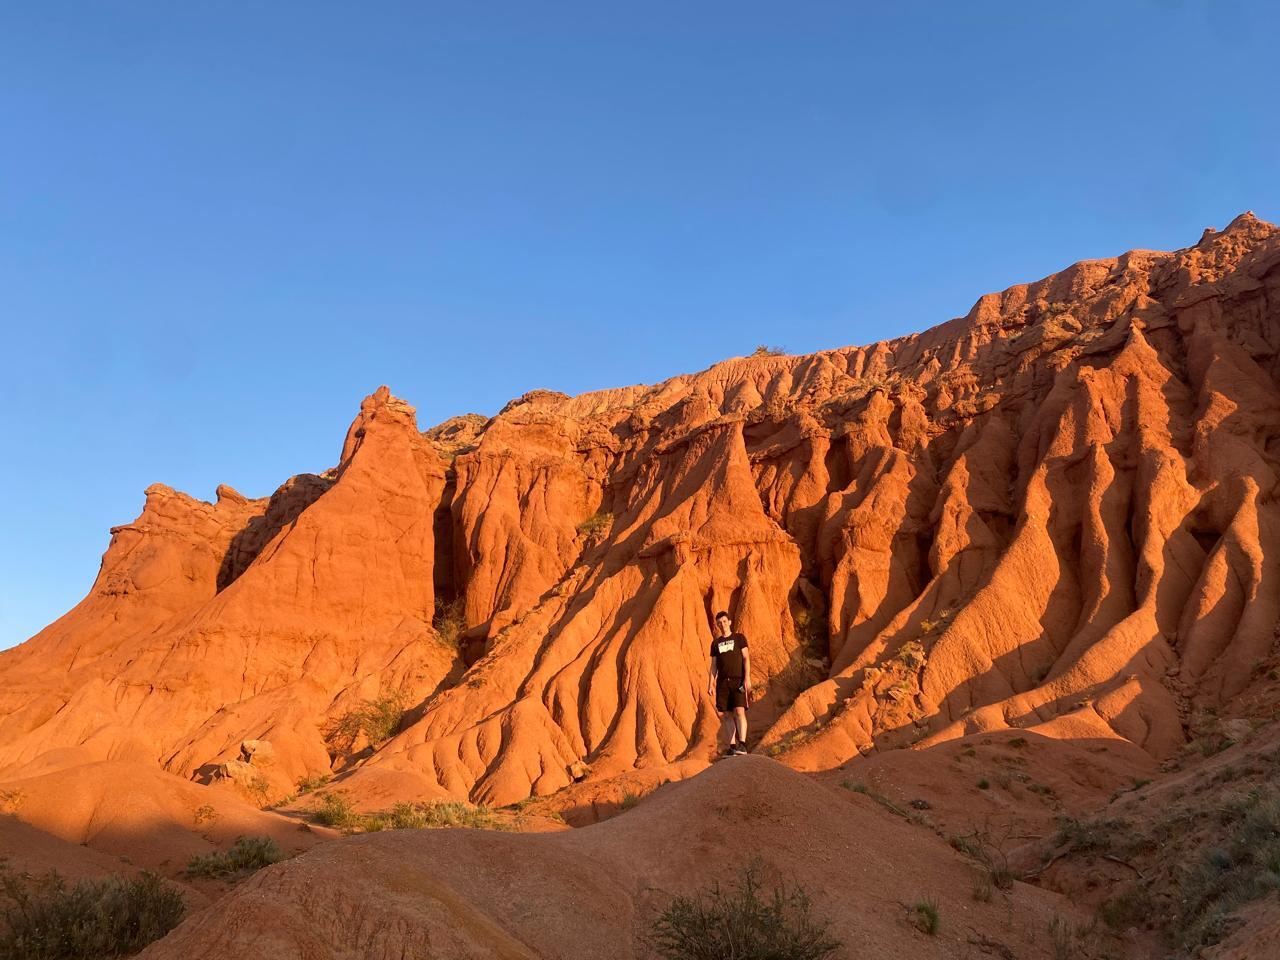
[732,745,748,756]
[722,745,738,758]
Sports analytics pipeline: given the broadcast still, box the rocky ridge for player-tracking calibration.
[3,213,1279,816]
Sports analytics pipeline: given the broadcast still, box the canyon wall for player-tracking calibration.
[4,213,1279,806]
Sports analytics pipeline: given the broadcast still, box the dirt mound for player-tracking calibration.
[0,761,330,875]
[138,756,1079,959]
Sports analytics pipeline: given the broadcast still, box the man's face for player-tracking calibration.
[716,614,731,635]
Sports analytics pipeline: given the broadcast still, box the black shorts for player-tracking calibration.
[716,676,747,712]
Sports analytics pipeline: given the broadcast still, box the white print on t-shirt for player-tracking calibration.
[717,639,735,654]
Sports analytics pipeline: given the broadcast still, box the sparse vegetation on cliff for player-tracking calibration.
[432,596,466,649]
[327,691,407,753]
[576,511,612,538]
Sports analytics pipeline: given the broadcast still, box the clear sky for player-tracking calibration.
[2,1,1277,649]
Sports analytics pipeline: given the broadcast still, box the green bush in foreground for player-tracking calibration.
[649,867,839,960]
[0,870,183,960]
[185,836,284,879]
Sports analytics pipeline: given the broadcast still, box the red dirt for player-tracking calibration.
[138,756,1080,960]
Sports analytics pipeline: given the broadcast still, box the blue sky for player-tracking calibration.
[2,1,1277,648]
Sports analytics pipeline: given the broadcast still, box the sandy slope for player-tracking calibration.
[139,756,1083,960]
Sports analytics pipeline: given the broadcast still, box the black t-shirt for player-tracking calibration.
[710,632,748,679]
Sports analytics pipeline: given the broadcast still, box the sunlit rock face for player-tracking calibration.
[4,213,1280,807]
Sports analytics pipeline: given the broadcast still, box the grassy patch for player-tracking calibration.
[1171,789,1280,951]
[576,511,613,539]
[311,794,503,833]
[327,691,407,753]
[620,790,643,811]
[311,792,360,829]
[649,866,839,960]
[185,836,284,880]
[295,773,332,795]
[751,345,788,357]
[0,869,183,960]
[911,898,939,935]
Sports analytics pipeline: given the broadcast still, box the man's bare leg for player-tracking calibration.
[734,707,748,749]
[722,713,738,748]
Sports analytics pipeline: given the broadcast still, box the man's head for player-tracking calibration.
[714,610,731,635]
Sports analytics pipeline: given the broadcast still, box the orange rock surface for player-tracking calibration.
[4,213,1279,813]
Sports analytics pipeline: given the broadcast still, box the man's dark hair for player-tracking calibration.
[715,611,730,621]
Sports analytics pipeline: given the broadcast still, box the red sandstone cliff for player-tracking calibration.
[4,213,1280,813]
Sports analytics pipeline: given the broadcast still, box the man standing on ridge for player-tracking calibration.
[707,610,752,756]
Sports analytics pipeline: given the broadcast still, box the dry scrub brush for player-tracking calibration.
[649,866,839,960]
[0,869,183,960]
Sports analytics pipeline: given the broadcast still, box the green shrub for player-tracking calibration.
[295,773,332,795]
[1051,816,1126,854]
[575,511,612,538]
[185,836,284,879]
[312,792,360,829]
[367,800,500,832]
[432,597,466,649]
[620,790,643,811]
[912,898,940,935]
[327,691,406,753]
[751,345,787,357]
[314,795,503,833]
[0,870,183,960]
[649,867,839,960]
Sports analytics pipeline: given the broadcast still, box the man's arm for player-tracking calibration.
[742,646,752,705]
[707,651,718,697]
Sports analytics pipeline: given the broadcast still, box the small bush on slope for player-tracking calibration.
[327,690,406,753]
[185,836,284,879]
[311,792,361,829]
[432,597,466,649]
[649,866,840,960]
[0,869,183,960]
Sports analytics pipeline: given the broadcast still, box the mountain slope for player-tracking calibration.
[3,213,1279,813]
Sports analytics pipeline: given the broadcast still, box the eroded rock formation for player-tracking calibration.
[4,213,1280,810]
